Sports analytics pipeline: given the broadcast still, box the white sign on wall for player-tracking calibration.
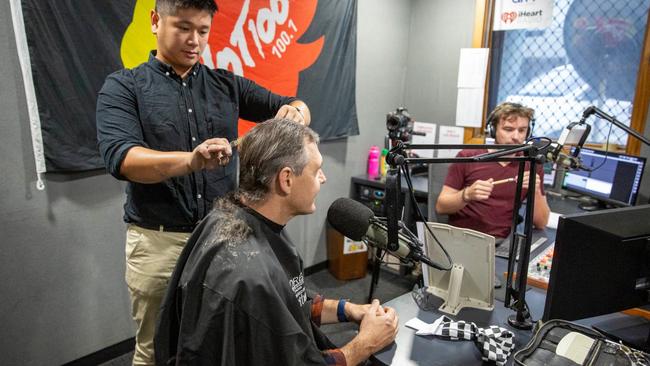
[493,0,554,31]
[437,126,465,158]
[411,122,437,158]
[455,48,489,127]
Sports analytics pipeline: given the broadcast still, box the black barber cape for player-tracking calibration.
[155,199,334,365]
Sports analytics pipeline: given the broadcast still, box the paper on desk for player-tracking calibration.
[405,316,446,336]
[547,211,561,229]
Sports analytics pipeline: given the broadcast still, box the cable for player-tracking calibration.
[530,136,553,151]
[581,122,614,172]
[369,217,450,271]
[400,161,453,271]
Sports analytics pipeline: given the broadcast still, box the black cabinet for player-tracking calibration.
[349,174,429,232]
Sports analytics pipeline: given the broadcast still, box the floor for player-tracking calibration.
[98,267,415,366]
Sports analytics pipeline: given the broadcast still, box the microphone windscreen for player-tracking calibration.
[327,198,374,241]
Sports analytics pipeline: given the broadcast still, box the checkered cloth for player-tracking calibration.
[607,339,650,366]
[426,315,515,365]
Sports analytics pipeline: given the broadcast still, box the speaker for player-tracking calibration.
[484,102,534,140]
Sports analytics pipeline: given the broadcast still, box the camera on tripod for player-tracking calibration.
[385,107,427,174]
[386,107,415,143]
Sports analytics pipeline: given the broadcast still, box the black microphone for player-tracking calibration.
[531,139,586,170]
[542,143,588,170]
[579,106,596,125]
[555,151,584,170]
[327,197,437,267]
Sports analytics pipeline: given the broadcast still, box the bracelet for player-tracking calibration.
[337,299,348,322]
[461,187,470,203]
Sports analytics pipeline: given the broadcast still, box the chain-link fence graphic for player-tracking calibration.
[491,0,649,147]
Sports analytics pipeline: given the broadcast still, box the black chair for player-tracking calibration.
[427,163,449,224]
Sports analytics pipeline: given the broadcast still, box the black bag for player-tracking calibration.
[513,319,650,366]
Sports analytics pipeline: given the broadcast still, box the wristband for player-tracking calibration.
[337,299,348,322]
[461,187,470,203]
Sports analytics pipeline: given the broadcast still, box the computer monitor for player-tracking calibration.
[562,148,646,210]
[543,205,650,350]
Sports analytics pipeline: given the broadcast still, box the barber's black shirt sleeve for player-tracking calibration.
[235,73,297,122]
[96,70,142,180]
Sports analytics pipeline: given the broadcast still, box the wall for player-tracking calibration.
[286,0,415,266]
[404,0,477,128]
[0,1,133,364]
[402,0,478,186]
[0,0,480,364]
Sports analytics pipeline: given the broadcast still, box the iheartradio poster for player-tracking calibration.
[12,0,357,172]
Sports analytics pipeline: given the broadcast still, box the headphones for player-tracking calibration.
[485,102,534,140]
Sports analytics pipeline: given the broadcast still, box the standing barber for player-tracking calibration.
[96,1,309,364]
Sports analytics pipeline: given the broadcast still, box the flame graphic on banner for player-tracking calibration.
[206,0,324,134]
[121,0,156,68]
[120,0,323,135]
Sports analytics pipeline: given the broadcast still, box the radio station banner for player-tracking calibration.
[12,0,358,173]
[493,0,554,31]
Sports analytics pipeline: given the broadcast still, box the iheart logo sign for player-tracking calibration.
[501,11,517,24]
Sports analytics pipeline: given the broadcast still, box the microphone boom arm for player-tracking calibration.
[582,105,650,147]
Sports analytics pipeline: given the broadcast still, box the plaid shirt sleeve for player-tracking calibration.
[322,349,347,366]
[312,294,348,365]
[311,294,325,326]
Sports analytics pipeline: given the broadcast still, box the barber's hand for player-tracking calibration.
[464,179,494,202]
[189,138,232,172]
[356,300,398,353]
[275,104,306,125]
[519,171,542,194]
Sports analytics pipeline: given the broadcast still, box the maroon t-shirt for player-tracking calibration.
[443,149,545,238]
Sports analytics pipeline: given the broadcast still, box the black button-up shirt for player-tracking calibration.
[96,52,295,230]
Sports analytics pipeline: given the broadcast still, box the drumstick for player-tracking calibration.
[492,177,515,185]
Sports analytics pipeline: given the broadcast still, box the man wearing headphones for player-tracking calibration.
[435,102,550,242]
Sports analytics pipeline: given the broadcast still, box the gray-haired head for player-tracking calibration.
[238,119,319,203]
[156,0,218,17]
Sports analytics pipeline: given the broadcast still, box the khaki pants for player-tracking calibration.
[125,224,190,366]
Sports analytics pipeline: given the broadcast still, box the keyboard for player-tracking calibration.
[495,236,547,259]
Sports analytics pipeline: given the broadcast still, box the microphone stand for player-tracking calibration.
[379,141,547,329]
[581,105,650,146]
[367,160,402,303]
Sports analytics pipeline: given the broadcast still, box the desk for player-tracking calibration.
[495,194,582,277]
[371,290,547,366]
[371,196,587,365]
